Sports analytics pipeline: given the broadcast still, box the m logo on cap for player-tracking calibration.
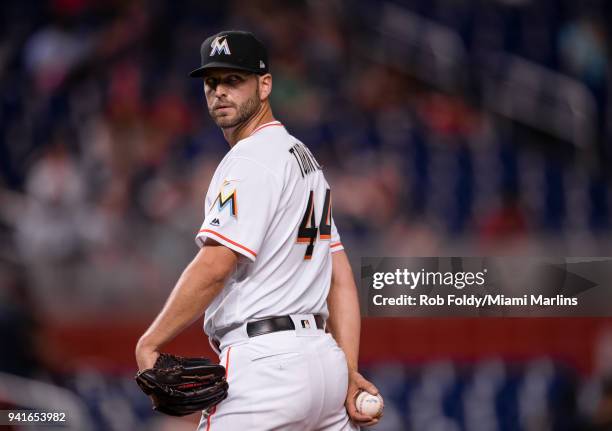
[210,36,231,56]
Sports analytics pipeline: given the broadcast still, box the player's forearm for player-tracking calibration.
[327,250,361,372]
[137,246,236,352]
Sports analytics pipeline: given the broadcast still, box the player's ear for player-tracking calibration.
[258,73,272,101]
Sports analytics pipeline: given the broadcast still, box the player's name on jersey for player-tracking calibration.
[372,294,578,308]
[289,142,321,177]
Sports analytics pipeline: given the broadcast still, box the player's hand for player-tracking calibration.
[345,370,381,427]
[135,340,160,371]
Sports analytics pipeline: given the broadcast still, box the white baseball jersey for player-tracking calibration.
[195,120,344,338]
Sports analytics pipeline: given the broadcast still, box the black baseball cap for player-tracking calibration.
[189,30,269,78]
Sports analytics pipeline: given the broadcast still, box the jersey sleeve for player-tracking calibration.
[330,216,344,253]
[195,158,281,262]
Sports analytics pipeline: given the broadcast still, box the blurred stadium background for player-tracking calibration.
[1,0,612,429]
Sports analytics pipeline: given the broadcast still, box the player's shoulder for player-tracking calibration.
[227,121,297,174]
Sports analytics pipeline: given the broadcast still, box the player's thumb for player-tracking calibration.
[356,373,379,395]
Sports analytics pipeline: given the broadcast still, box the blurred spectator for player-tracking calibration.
[558,17,607,89]
[24,13,90,95]
[15,135,85,262]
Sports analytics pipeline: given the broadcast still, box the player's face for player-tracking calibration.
[203,69,261,129]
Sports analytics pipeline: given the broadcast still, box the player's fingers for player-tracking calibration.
[362,418,379,427]
[352,417,379,427]
[349,409,373,422]
[346,398,374,423]
[345,399,360,417]
[351,413,375,424]
[348,403,376,422]
[347,383,364,406]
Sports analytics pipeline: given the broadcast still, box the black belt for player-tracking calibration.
[246,315,325,338]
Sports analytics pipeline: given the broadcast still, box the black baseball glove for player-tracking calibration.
[135,353,228,416]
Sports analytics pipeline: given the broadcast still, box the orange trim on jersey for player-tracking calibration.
[206,346,232,431]
[249,121,283,136]
[225,346,232,376]
[199,229,257,259]
[320,234,331,240]
[330,242,342,248]
[206,406,216,431]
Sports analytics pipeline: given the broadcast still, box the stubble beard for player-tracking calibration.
[210,88,261,129]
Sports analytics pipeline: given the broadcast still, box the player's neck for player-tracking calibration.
[223,104,275,147]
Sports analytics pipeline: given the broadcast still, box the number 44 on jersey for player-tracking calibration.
[297,189,332,260]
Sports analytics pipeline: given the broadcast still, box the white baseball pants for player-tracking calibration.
[197,321,358,431]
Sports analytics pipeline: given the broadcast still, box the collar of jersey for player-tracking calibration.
[249,120,283,137]
[232,120,285,151]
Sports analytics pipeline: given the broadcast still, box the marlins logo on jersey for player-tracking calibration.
[210,36,231,56]
[210,180,238,218]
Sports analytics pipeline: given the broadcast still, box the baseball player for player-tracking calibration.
[135,30,380,430]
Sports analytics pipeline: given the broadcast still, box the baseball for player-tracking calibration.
[355,391,384,418]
